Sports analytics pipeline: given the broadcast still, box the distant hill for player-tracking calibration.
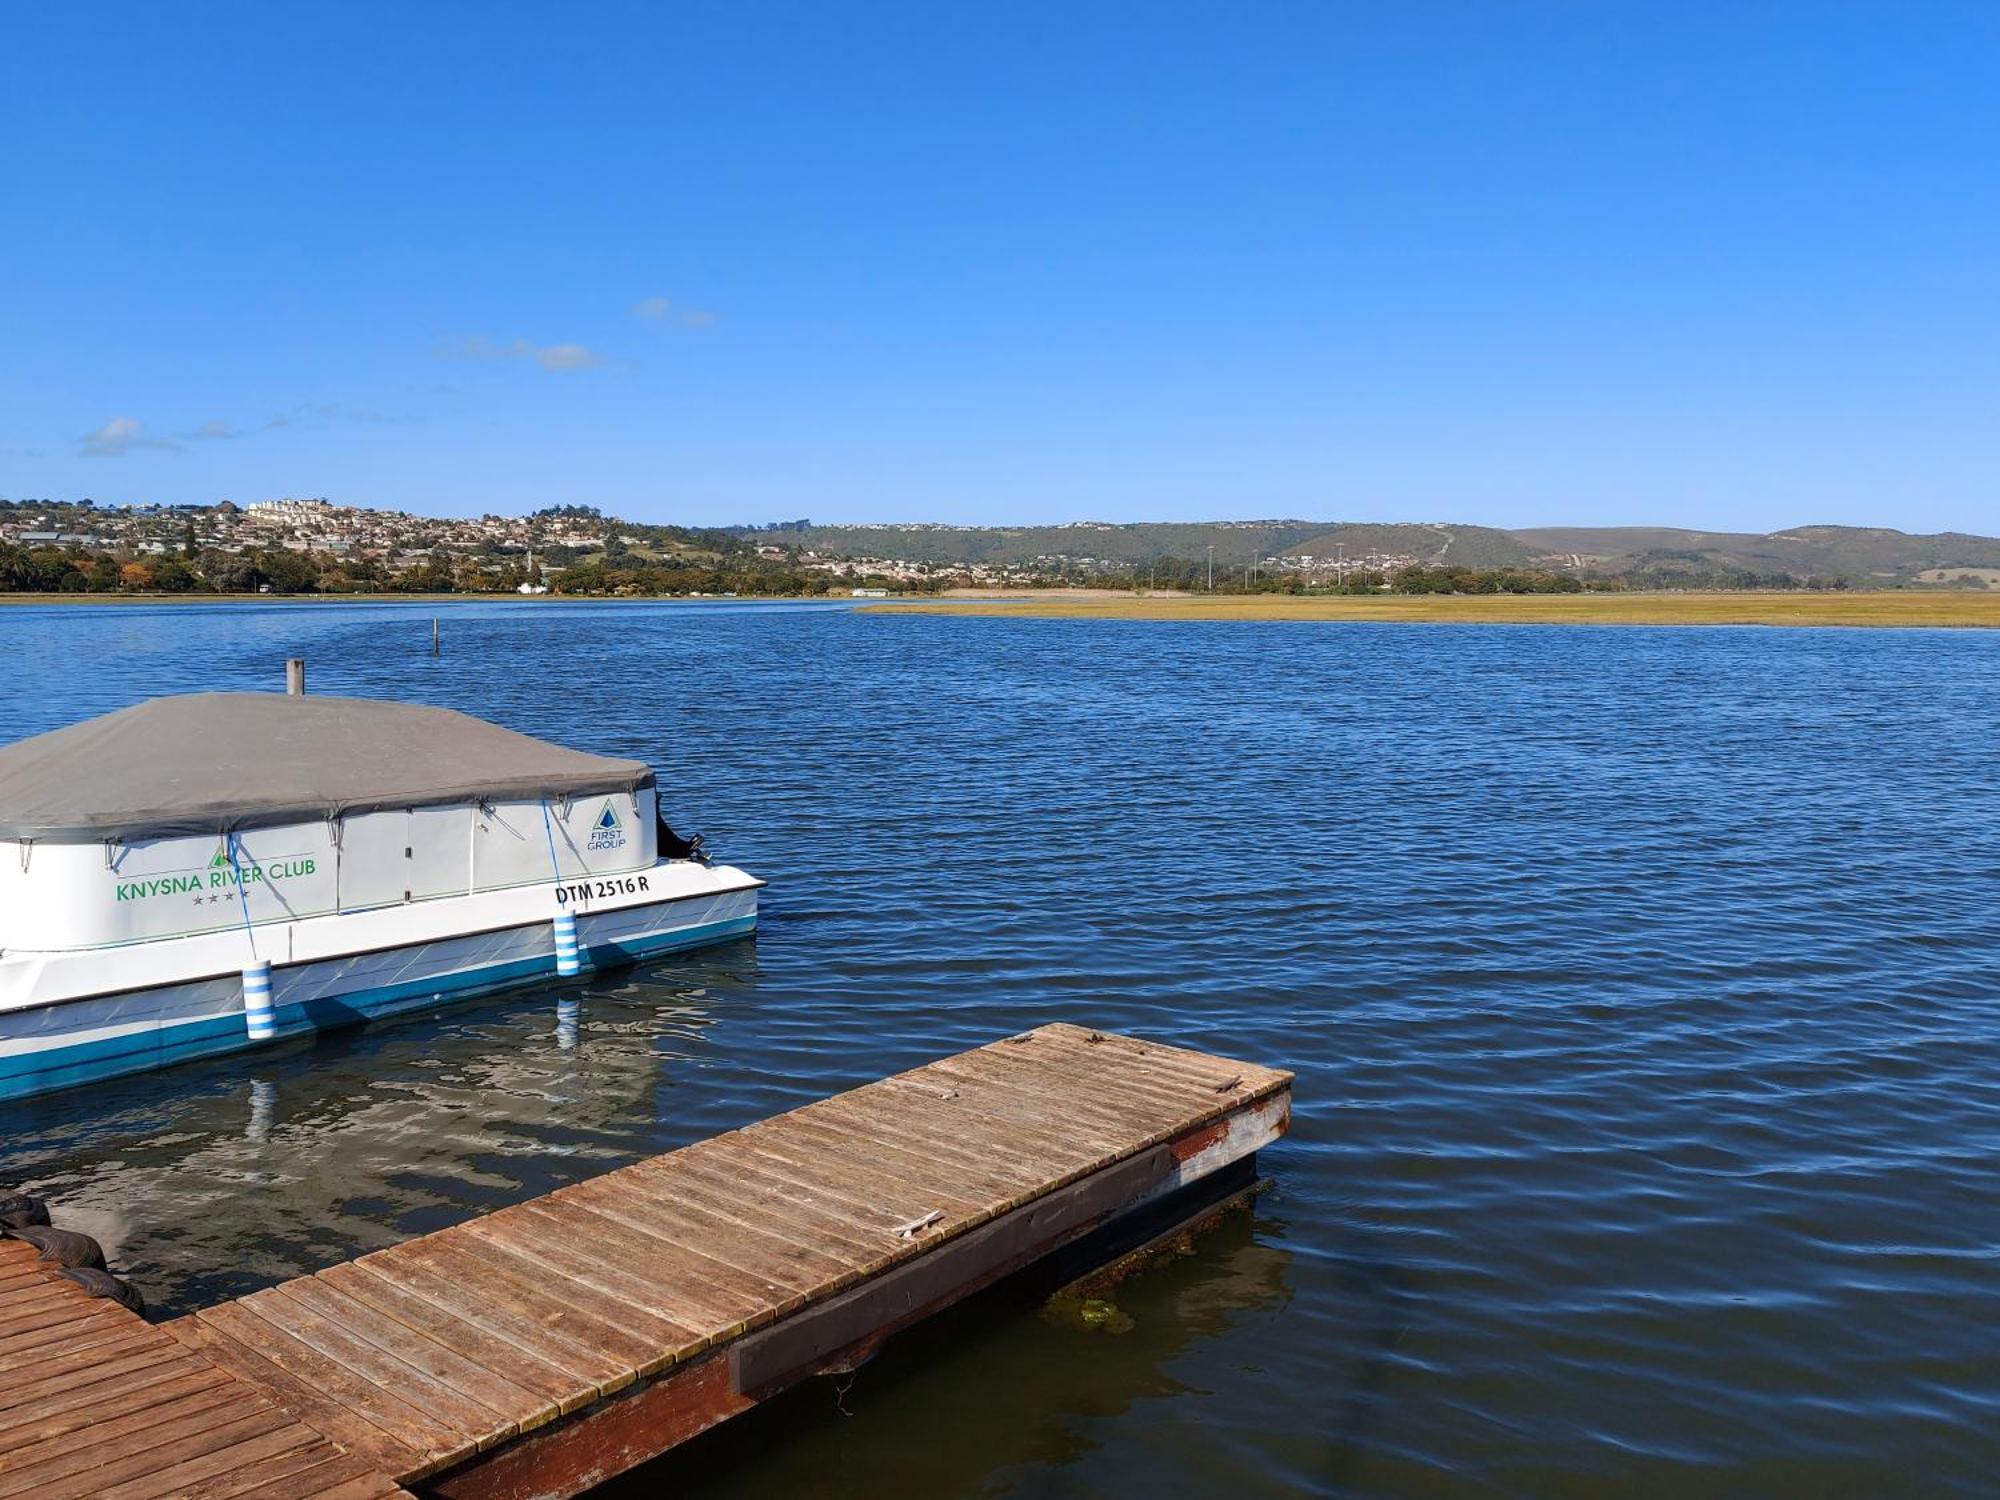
[736,520,1535,569]
[733,519,2000,585]
[1511,525,2000,582]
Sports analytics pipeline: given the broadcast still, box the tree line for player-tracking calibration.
[0,538,1861,598]
[0,540,932,597]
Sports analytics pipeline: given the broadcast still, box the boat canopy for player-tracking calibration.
[0,693,654,842]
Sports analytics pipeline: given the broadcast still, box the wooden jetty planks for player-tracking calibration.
[0,1239,410,1500]
[166,1309,429,1484]
[7,1024,1288,1499]
[429,1030,1291,1499]
[192,1298,476,1472]
[312,1262,590,1421]
[191,1024,1290,1491]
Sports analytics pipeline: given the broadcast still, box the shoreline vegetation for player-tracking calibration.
[6,589,2000,627]
[868,590,2000,628]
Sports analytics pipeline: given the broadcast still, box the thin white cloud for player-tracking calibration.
[79,417,180,458]
[632,296,716,328]
[169,405,407,444]
[455,337,606,371]
[532,342,603,371]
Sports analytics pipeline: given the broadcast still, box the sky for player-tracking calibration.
[4,2,1999,533]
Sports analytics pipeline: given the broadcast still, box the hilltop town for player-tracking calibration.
[0,498,959,595]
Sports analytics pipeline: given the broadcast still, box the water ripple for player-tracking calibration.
[0,602,1997,1495]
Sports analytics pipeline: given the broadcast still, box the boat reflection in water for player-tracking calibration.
[0,941,755,1317]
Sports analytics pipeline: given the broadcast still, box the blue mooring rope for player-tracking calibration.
[539,798,564,889]
[226,832,258,961]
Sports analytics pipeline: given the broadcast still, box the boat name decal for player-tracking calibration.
[113,857,317,904]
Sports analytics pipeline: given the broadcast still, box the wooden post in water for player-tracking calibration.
[433,617,440,657]
[285,657,305,695]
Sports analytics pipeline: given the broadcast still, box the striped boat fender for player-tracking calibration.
[242,960,277,1041]
[552,912,582,977]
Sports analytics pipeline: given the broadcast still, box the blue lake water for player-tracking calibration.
[1,599,1996,1497]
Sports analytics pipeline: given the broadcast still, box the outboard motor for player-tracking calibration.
[657,817,711,866]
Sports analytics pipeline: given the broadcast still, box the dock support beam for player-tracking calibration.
[286,657,306,695]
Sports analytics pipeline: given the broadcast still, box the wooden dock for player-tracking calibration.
[0,1240,404,1498]
[2,1023,1291,1498]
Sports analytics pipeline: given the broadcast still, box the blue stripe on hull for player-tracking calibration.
[0,913,756,1104]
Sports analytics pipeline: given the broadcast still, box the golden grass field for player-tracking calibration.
[874,590,2000,628]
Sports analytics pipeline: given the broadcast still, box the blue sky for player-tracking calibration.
[5,3,1998,532]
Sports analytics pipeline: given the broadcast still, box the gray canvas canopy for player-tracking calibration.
[0,693,655,842]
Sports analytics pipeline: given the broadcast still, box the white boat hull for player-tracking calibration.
[0,864,758,1103]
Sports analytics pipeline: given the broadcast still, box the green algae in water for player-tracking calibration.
[1043,1292,1135,1335]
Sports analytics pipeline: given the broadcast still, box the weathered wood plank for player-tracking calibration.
[235,1289,510,1455]
[0,1335,190,1414]
[0,1383,250,1496]
[0,1304,135,1360]
[684,1131,988,1226]
[458,1205,747,1341]
[600,1150,884,1254]
[223,1455,409,1500]
[754,1113,1039,1206]
[315,1263,590,1420]
[1033,1022,1290,1095]
[0,1293,110,1343]
[0,1402,294,1500]
[266,1471,409,1500]
[268,1277,553,1442]
[810,1086,1106,1180]
[930,1045,1217,1127]
[336,1256,628,1408]
[528,1192,822,1320]
[0,1267,59,1298]
[163,1314,423,1483]
[97,1439,359,1500]
[943,1038,1246,1119]
[390,1228,695,1373]
[187,1304,448,1475]
[652,1151,899,1258]
[814,1090,1099,1185]
[880,1066,1168,1148]
[0,1363,231,1450]
[558,1174,868,1291]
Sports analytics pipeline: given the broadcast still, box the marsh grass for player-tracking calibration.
[874,590,2000,628]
